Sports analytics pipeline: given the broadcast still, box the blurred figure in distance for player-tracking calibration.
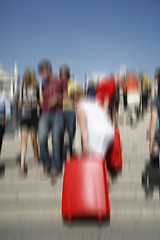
[123,72,140,126]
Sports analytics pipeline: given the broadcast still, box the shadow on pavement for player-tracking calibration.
[108,169,122,184]
[0,163,5,178]
[63,218,110,228]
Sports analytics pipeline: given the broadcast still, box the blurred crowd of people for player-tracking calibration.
[0,59,160,185]
[86,69,151,127]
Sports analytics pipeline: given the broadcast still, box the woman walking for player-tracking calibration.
[19,68,41,175]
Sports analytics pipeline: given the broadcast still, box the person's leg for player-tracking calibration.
[20,126,29,173]
[142,93,148,116]
[127,100,132,123]
[76,104,89,153]
[0,125,5,176]
[60,112,65,169]
[38,114,51,175]
[64,111,76,155]
[50,111,63,182]
[110,98,114,123]
[0,125,5,155]
[112,100,119,126]
[123,92,127,110]
[115,110,119,126]
[144,94,148,113]
[115,99,120,125]
[151,133,160,167]
[137,95,142,119]
[128,94,139,126]
[142,95,145,115]
[30,127,39,167]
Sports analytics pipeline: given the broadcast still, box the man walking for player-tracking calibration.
[38,59,67,184]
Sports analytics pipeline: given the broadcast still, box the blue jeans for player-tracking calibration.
[63,110,76,155]
[38,111,63,171]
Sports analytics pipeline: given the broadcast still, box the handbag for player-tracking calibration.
[106,127,122,173]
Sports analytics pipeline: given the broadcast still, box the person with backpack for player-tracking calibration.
[18,68,41,176]
[149,68,160,159]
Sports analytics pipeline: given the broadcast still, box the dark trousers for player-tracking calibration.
[123,93,127,109]
[38,111,63,171]
[63,110,76,155]
[142,94,148,114]
[0,125,5,155]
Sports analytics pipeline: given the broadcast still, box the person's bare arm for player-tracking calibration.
[103,97,112,123]
[103,97,110,115]
[3,115,8,126]
[18,91,22,109]
[151,84,155,102]
[48,93,62,108]
[76,103,89,153]
[39,91,43,107]
[149,108,158,156]
[49,80,66,108]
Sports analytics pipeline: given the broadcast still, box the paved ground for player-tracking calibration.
[0,110,160,240]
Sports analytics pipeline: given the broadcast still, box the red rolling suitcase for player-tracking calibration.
[106,127,122,173]
[62,153,110,222]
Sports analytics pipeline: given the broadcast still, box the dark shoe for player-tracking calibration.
[0,163,5,177]
[150,156,159,168]
[24,165,28,174]
[40,167,49,180]
[50,169,58,185]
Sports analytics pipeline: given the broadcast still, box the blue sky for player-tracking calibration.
[0,0,160,84]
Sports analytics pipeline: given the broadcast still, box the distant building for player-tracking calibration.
[0,63,21,135]
[0,63,20,102]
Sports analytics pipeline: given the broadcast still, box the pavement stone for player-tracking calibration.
[0,110,160,240]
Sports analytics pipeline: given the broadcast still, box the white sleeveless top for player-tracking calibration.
[80,100,114,156]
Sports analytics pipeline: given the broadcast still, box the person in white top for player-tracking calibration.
[75,87,114,157]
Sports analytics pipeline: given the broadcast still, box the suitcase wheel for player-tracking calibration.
[98,213,102,223]
[67,213,72,224]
